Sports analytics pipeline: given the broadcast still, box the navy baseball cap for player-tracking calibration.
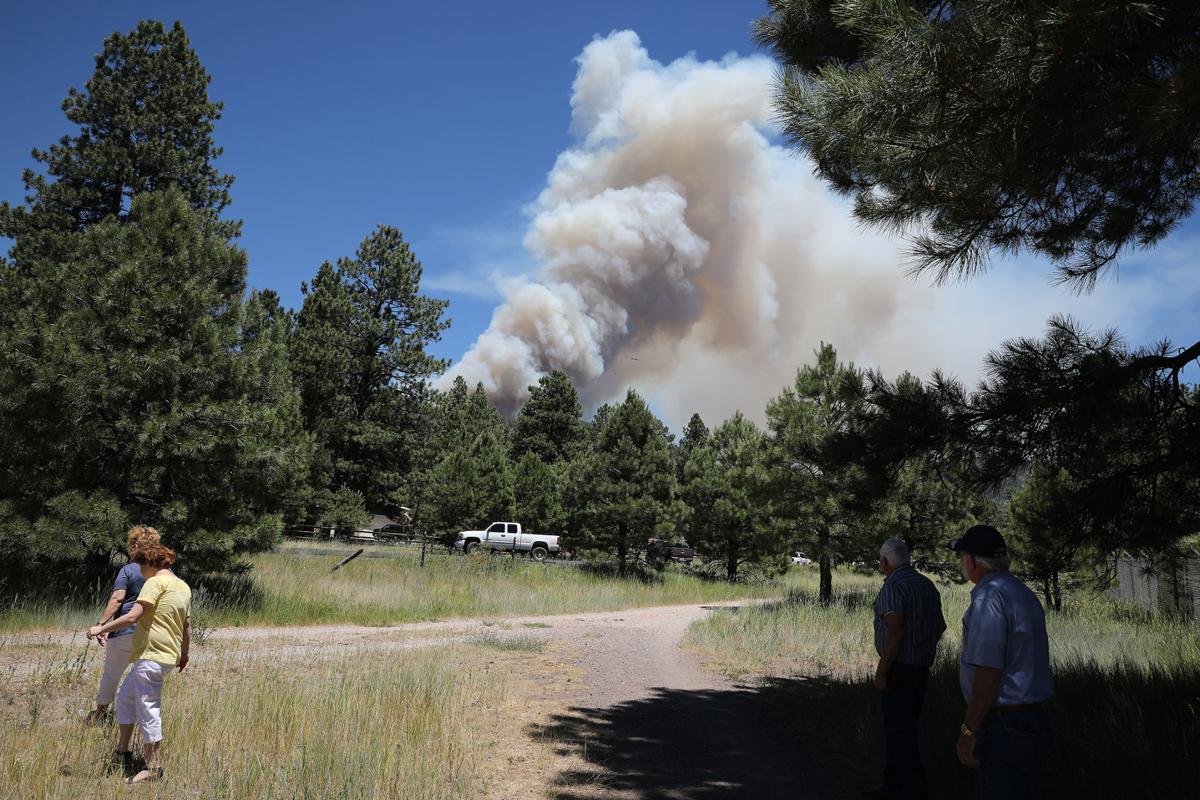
[947,525,1008,559]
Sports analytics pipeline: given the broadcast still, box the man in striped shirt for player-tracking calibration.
[864,538,947,800]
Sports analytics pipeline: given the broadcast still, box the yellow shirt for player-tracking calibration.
[130,572,191,666]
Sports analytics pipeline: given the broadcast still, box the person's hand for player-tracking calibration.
[97,631,108,647]
[86,625,104,640]
[956,733,979,768]
[177,652,190,673]
[873,668,889,691]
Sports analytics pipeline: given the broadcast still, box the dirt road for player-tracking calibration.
[219,603,845,799]
[6,603,848,798]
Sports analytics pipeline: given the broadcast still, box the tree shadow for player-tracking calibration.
[778,586,877,612]
[527,684,849,799]
[528,657,1200,799]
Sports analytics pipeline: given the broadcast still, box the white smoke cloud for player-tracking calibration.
[438,30,1186,426]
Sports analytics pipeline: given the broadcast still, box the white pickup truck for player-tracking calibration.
[453,522,560,561]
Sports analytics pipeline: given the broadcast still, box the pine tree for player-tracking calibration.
[514,453,565,535]
[0,21,309,587]
[765,344,873,604]
[467,383,508,449]
[0,189,310,580]
[754,1,1200,288]
[290,225,449,512]
[0,20,235,245]
[676,412,710,482]
[682,413,780,579]
[420,430,514,540]
[512,370,585,464]
[573,391,677,575]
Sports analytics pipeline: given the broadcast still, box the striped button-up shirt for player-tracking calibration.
[874,565,946,667]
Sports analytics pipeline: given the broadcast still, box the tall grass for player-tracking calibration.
[0,640,492,799]
[1,549,792,633]
[684,567,1200,798]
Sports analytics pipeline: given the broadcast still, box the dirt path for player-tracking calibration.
[4,603,847,798]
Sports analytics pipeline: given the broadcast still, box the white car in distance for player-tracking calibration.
[454,522,560,562]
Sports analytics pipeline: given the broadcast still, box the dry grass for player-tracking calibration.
[1,549,792,633]
[0,635,512,799]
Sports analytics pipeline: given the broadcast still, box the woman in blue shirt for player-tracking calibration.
[88,525,160,729]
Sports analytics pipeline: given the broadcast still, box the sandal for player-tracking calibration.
[126,766,163,785]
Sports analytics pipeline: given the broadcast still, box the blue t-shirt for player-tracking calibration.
[109,562,145,638]
[959,570,1055,705]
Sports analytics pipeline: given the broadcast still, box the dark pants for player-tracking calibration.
[975,707,1052,800]
[880,664,930,799]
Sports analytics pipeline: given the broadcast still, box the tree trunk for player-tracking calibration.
[726,546,739,581]
[1041,578,1052,610]
[818,528,832,606]
[1051,571,1062,612]
[617,531,628,577]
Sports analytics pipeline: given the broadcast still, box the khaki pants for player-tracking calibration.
[95,633,135,706]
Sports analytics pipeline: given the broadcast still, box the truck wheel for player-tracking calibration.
[465,541,481,555]
[531,546,548,562]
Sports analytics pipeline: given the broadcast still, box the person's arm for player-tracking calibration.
[178,616,191,672]
[97,589,125,626]
[956,665,1002,767]
[94,588,126,646]
[87,601,145,639]
[874,613,904,690]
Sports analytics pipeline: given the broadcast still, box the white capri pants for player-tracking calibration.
[115,659,174,743]
[95,633,135,705]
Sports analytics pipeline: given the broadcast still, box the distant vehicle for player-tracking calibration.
[790,552,813,565]
[453,522,560,561]
[371,508,414,542]
[648,538,694,563]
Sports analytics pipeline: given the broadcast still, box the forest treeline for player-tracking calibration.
[2,21,1197,605]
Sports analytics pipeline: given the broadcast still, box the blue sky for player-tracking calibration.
[1,0,768,365]
[2,1,1196,417]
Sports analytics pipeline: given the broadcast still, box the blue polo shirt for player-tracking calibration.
[874,565,946,667]
[959,570,1054,704]
[108,562,145,638]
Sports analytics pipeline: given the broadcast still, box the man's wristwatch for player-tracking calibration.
[960,723,976,737]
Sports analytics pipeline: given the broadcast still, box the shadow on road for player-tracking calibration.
[533,662,1200,800]
[527,683,850,800]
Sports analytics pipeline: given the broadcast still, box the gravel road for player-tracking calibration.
[215,602,844,799]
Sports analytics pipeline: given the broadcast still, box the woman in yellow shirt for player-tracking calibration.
[87,539,191,784]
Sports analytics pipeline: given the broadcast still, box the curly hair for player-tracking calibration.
[126,525,161,550]
[130,539,176,569]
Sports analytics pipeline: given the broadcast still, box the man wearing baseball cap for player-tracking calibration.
[949,525,1054,799]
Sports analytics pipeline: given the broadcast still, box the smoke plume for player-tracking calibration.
[437,32,992,423]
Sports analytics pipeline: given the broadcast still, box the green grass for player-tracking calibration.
[0,548,794,633]
[470,633,547,653]
[0,642,494,799]
[683,566,1200,798]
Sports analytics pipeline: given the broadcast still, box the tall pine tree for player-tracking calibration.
[572,391,677,575]
[765,344,873,604]
[290,226,449,513]
[682,413,779,579]
[511,370,585,464]
[0,21,309,588]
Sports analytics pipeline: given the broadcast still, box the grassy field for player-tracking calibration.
[0,546,791,633]
[0,639,507,799]
[684,566,1200,798]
